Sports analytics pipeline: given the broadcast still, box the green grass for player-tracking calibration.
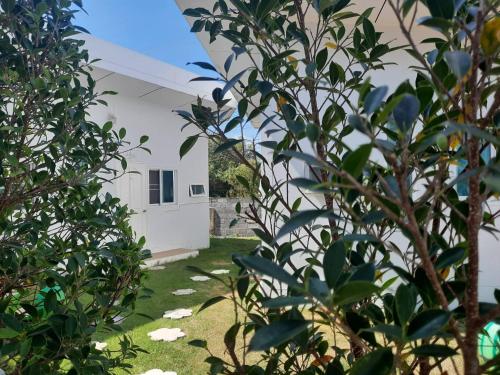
[100,237,258,375]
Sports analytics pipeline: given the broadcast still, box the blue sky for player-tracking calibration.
[75,0,211,75]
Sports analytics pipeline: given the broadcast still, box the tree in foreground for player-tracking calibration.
[179,0,500,374]
[0,1,149,373]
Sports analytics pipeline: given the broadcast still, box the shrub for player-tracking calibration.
[178,0,500,374]
[0,1,149,373]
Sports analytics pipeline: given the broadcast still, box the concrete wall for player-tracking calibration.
[210,198,256,237]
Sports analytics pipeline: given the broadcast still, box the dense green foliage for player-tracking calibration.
[179,0,500,374]
[0,1,149,373]
[209,140,258,197]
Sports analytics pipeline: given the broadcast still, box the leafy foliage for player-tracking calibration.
[178,0,500,374]
[209,140,257,197]
[0,1,149,373]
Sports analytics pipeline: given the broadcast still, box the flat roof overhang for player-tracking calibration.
[81,34,237,110]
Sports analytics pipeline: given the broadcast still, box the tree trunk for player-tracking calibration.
[463,345,480,375]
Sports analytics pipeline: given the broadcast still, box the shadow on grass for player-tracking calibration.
[95,237,258,341]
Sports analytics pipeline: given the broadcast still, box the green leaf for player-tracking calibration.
[350,348,394,375]
[0,327,20,339]
[323,241,346,288]
[363,324,402,340]
[364,86,388,114]
[281,150,324,167]
[199,296,226,312]
[444,51,472,79]
[435,247,466,270]
[484,176,500,193]
[362,17,376,47]
[222,69,247,97]
[342,144,372,178]
[238,256,301,289]
[395,284,416,325]
[348,114,368,134]
[248,320,308,351]
[188,339,208,349]
[393,94,420,132]
[102,121,113,133]
[224,323,240,352]
[424,0,455,19]
[407,309,451,340]
[32,77,46,90]
[188,61,218,72]
[411,344,457,358]
[316,48,328,71]
[180,135,199,159]
[214,139,242,154]
[277,210,331,238]
[262,296,308,309]
[333,281,378,305]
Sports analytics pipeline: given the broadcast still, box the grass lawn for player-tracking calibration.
[99,237,462,375]
[100,237,259,375]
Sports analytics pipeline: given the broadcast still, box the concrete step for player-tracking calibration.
[142,248,199,268]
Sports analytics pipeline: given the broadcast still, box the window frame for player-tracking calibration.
[148,169,177,205]
[189,184,207,197]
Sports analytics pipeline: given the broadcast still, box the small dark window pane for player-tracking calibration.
[149,170,160,204]
[162,171,174,203]
[191,185,205,196]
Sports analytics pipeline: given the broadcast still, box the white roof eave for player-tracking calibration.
[79,33,237,108]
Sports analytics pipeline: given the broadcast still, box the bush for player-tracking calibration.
[179,0,500,374]
[0,1,149,373]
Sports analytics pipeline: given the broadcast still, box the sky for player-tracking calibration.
[74,0,211,75]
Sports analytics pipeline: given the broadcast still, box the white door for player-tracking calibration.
[123,163,147,239]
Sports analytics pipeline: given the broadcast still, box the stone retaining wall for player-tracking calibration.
[209,198,256,237]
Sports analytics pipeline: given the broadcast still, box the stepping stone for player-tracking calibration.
[163,308,193,320]
[149,265,166,271]
[147,328,185,342]
[140,370,177,375]
[93,341,108,351]
[113,315,125,324]
[211,269,230,275]
[190,276,210,282]
[172,289,196,296]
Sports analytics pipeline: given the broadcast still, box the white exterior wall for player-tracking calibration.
[89,93,210,253]
[79,35,234,254]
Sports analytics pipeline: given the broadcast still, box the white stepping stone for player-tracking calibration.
[113,315,124,324]
[163,308,193,320]
[190,276,211,282]
[147,328,185,342]
[149,265,166,271]
[211,269,230,275]
[172,289,196,296]
[139,370,177,375]
[93,341,108,351]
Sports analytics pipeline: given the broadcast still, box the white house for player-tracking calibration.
[175,1,499,302]
[81,35,234,263]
